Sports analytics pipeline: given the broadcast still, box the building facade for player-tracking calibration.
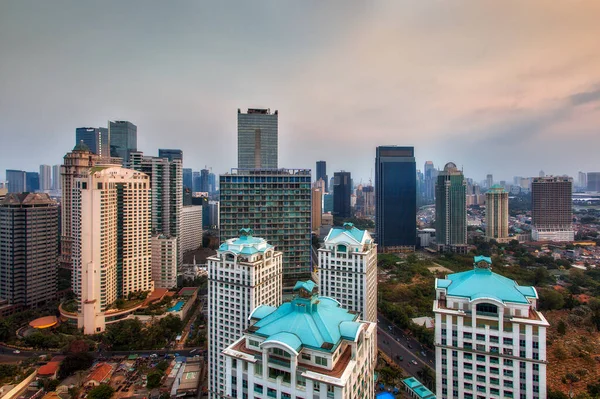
[151,234,178,289]
[434,256,548,399]
[0,193,58,307]
[52,164,61,191]
[6,170,26,193]
[219,169,312,282]
[333,171,352,219]
[222,281,376,399]
[587,172,600,192]
[318,223,377,323]
[25,172,39,192]
[181,205,203,254]
[375,146,417,251]
[316,160,328,192]
[531,176,573,242]
[435,162,467,252]
[237,108,278,169]
[39,165,52,191]
[158,148,183,162]
[76,127,110,157]
[311,186,322,231]
[207,230,283,398]
[486,185,509,243]
[109,120,137,163]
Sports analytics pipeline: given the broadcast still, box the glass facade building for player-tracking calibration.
[109,120,137,163]
[6,169,26,193]
[435,162,467,251]
[237,108,278,169]
[375,146,417,251]
[333,171,352,218]
[316,160,328,192]
[76,127,110,157]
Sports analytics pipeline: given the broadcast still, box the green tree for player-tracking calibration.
[547,390,569,399]
[155,361,169,373]
[588,298,600,331]
[58,352,94,379]
[557,320,567,335]
[87,384,114,399]
[538,288,565,310]
[146,371,163,389]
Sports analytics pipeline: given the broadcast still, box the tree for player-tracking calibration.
[146,371,163,389]
[547,390,569,399]
[538,288,565,310]
[87,384,114,399]
[557,320,567,335]
[58,352,94,379]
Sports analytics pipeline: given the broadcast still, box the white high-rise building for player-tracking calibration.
[207,229,282,398]
[181,205,203,254]
[434,256,548,399]
[318,223,377,323]
[71,166,153,334]
[485,185,510,243]
[39,165,52,191]
[223,281,377,399]
[151,234,178,289]
[52,164,61,191]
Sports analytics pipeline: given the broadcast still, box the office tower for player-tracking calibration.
[333,171,352,218]
[192,171,201,192]
[208,172,216,194]
[375,146,417,252]
[39,165,52,191]
[531,176,574,242]
[6,170,26,193]
[362,185,375,217]
[219,169,311,282]
[319,223,378,322]
[181,205,203,253]
[539,170,545,178]
[158,148,183,162]
[312,186,322,231]
[423,161,436,201]
[183,168,193,190]
[587,172,600,192]
[486,174,493,189]
[25,172,39,192]
[207,200,220,228]
[323,193,333,213]
[76,127,110,157]
[0,193,58,307]
[486,185,509,243]
[237,108,278,169]
[70,166,152,334]
[207,230,282,398]
[151,235,178,289]
[109,120,137,162]
[434,256,548,399]
[223,281,376,399]
[316,160,328,192]
[52,165,61,190]
[200,169,210,192]
[577,171,587,190]
[435,162,467,252]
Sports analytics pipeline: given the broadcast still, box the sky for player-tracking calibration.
[1,1,600,184]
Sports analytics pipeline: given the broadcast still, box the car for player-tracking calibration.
[190,349,198,354]
[388,326,392,331]
[411,360,418,365]
[396,355,403,361]
[13,350,20,354]
[407,344,413,349]
[421,351,427,357]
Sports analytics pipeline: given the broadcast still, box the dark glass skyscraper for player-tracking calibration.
[109,120,137,162]
[76,127,110,157]
[26,172,39,192]
[158,149,183,162]
[375,146,417,251]
[316,160,328,192]
[182,168,193,190]
[6,170,26,193]
[200,169,210,192]
[333,171,352,218]
[237,108,278,169]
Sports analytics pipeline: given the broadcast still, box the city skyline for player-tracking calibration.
[2,2,600,183]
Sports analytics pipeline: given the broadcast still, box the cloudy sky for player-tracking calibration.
[1,1,599,184]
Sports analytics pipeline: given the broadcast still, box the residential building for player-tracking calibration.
[587,172,600,192]
[237,108,278,169]
[316,160,328,192]
[0,193,58,307]
[333,171,352,218]
[52,165,61,190]
[486,185,510,243]
[222,280,376,399]
[219,169,311,282]
[76,127,110,157]
[6,170,26,193]
[375,146,417,252]
[181,205,203,253]
[207,229,283,398]
[109,120,137,163]
[434,256,548,399]
[26,172,39,192]
[158,148,183,162]
[577,171,587,190]
[312,186,322,231]
[151,234,178,289]
[318,223,377,322]
[531,176,574,242]
[435,162,467,252]
[486,174,493,189]
[39,165,52,191]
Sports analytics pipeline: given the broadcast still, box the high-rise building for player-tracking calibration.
[219,169,312,282]
[192,171,201,193]
[181,205,203,254]
[0,193,58,307]
[319,223,377,322]
[486,185,510,243]
[183,168,193,190]
[316,160,328,192]
[423,161,436,202]
[25,172,39,192]
[52,165,61,191]
[158,149,183,162]
[237,108,278,169]
[375,146,417,252]
[76,127,110,157]
[435,162,467,252]
[6,170,26,193]
[434,256,548,399]
[208,172,216,194]
[207,230,282,398]
[223,280,376,399]
[312,186,322,231]
[151,234,178,289]
[577,171,587,190]
[109,120,137,163]
[486,174,493,189]
[531,176,574,242]
[71,166,152,334]
[587,172,600,192]
[200,169,210,192]
[39,165,52,191]
[333,171,352,218]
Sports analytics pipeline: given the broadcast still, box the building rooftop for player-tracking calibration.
[218,228,274,255]
[38,361,60,377]
[86,363,113,384]
[1,193,55,206]
[436,256,537,304]
[324,223,370,245]
[402,377,436,399]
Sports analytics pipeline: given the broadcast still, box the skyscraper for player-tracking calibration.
[109,120,137,162]
[25,172,39,192]
[6,170,26,193]
[219,169,311,282]
[316,160,328,192]
[375,146,417,251]
[200,169,210,192]
[183,168,193,190]
[39,165,52,191]
[0,193,58,307]
[207,230,282,398]
[435,162,467,252]
[587,172,600,192]
[333,171,352,218]
[158,148,183,162]
[423,161,436,201]
[312,186,322,230]
[208,172,216,193]
[237,108,278,169]
[181,205,202,254]
[52,165,61,190]
[192,171,201,192]
[486,173,493,189]
[151,234,178,289]
[486,185,509,243]
[434,256,548,399]
[531,176,574,242]
[76,127,110,157]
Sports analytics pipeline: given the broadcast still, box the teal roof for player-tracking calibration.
[326,223,368,244]
[263,332,303,352]
[218,231,273,255]
[73,140,91,152]
[294,280,316,293]
[402,377,436,399]
[252,290,361,352]
[474,255,492,264]
[250,305,277,320]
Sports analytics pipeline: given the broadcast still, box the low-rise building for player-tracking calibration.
[85,363,113,387]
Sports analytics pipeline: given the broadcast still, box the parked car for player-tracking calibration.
[411,360,418,365]
[13,350,20,354]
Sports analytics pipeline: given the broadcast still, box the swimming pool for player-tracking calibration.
[376,393,396,399]
[168,300,185,312]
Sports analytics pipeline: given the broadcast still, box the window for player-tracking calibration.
[476,303,498,315]
[315,356,328,367]
[302,353,311,361]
